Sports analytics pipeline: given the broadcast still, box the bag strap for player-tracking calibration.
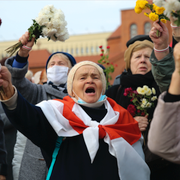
[46,137,63,180]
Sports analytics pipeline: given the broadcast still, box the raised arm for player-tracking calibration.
[148,42,180,163]
[149,21,175,92]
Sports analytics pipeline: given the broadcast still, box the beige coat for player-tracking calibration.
[148,92,180,164]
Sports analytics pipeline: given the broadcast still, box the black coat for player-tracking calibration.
[106,70,180,180]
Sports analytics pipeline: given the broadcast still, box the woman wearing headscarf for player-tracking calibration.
[4,32,76,180]
[0,61,149,180]
[106,35,180,179]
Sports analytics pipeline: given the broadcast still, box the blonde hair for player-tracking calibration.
[50,53,72,68]
[124,40,154,71]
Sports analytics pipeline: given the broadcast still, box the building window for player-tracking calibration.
[66,49,69,53]
[86,47,88,54]
[81,47,83,54]
[96,46,99,53]
[76,48,78,55]
[144,22,151,35]
[91,46,94,54]
[130,24,137,38]
[71,48,73,54]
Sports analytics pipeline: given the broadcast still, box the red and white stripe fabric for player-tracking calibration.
[37,96,150,180]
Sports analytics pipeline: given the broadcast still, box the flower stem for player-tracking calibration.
[5,41,22,57]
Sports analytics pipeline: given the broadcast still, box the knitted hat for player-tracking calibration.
[67,61,106,97]
[45,52,76,70]
[124,35,154,71]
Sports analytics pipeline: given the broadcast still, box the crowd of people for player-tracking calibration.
[0,19,180,180]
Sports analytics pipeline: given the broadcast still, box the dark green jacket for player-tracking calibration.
[150,47,175,93]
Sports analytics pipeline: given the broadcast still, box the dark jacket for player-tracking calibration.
[106,70,180,180]
[0,114,7,177]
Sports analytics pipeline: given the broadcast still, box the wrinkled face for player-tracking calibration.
[47,55,70,69]
[72,65,103,103]
[130,47,152,75]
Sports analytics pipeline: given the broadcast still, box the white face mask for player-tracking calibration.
[47,65,69,86]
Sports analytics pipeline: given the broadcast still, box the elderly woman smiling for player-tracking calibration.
[0,61,149,180]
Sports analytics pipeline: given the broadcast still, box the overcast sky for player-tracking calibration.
[0,0,136,42]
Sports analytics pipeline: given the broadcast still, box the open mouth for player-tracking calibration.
[140,67,147,70]
[85,87,95,94]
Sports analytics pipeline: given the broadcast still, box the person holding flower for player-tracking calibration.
[4,31,76,180]
[149,20,179,93]
[105,34,180,179]
[148,41,180,165]
[0,61,150,180]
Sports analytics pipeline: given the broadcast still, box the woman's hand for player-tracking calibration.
[18,32,35,57]
[0,175,6,180]
[0,66,14,100]
[168,42,180,95]
[149,21,169,61]
[149,21,169,49]
[134,115,148,132]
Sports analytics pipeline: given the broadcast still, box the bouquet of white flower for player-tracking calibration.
[6,5,69,56]
[124,85,157,117]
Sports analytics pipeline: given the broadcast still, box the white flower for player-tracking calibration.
[152,88,156,95]
[57,33,69,41]
[141,103,146,108]
[35,5,69,42]
[153,0,164,7]
[143,85,149,93]
[137,87,146,95]
[163,0,180,17]
[146,88,152,96]
[146,102,152,108]
[141,98,147,106]
[151,96,157,101]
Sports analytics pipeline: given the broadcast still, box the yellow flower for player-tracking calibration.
[161,19,167,23]
[135,0,148,14]
[155,6,165,15]
[135,6,142,14]
[138,0,148,9]
[144,12,149,17]
[152,88,156,95]
[149,12,159,21]
[153,4,157,11]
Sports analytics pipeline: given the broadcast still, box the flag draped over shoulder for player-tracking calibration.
[37,96,150,180]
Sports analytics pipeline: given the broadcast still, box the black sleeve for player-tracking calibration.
[164,92,180,102]
[15,52,28,63]
[172,36,178,48]
[1,92,57,156]
[0,116,7,176]
[105,85,119,100]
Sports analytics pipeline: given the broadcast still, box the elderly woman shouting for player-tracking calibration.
[0,61,149,180]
